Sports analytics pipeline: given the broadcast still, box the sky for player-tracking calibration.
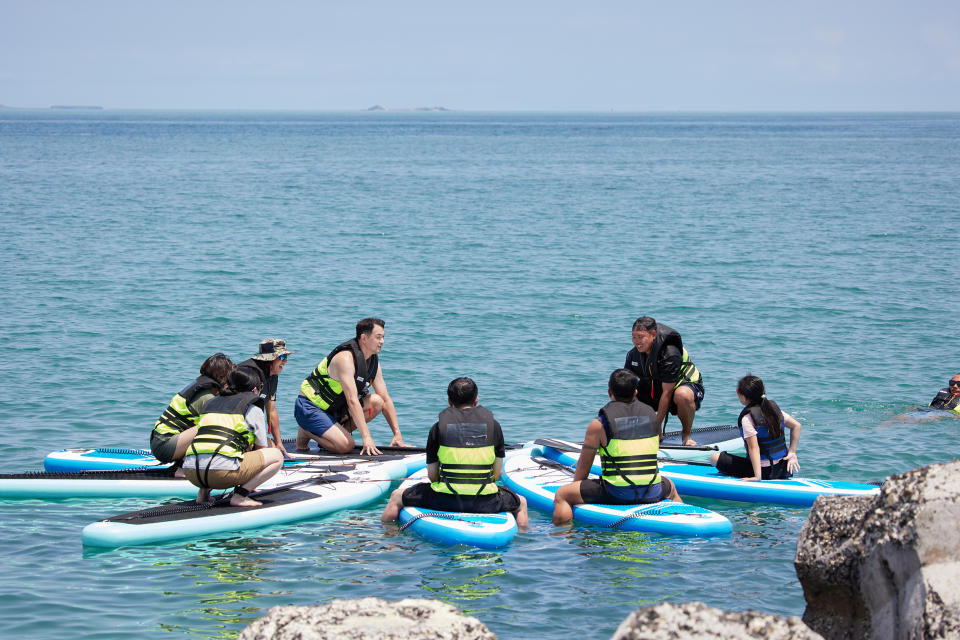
[2,0,959,111]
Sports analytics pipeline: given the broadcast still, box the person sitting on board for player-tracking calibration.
[709,375,801,481]
[624,316,704,446]
[182,368,284,507]
[149,353,235,469]
[294,317,405,456]
[928,374,960,415]
[380,377,528,528]
[236,338,294,459]
[552,369,681,525]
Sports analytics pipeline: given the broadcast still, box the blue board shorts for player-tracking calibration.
[579,477,674,505]
[669,380,705,414]
[294,394,339,438]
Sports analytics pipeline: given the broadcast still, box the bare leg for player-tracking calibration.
[381,487,405,523]
[674,385,698,445]
[230,449,284,507]
[514,495,529,530]
[196,487,212,504]
[552,481,584,525]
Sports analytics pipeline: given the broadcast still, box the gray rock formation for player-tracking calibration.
[610,602,823,639]
[795,459,960,640]
[238,597,496,640]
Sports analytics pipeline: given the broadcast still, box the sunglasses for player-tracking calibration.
[950,379,960,387]
[278,354,287,362]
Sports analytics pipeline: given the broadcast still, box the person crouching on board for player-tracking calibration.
[149,353,235,471]
[553,369,682,525]
[928,374,960,415]
[182,368,284,506]
[380,377,528,529]
[709,375,800,481]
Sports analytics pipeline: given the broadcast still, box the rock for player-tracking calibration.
[610,601,823,639]
[795,459,960,640]
[238,597,496,640]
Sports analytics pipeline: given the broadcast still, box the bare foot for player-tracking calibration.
[683,439,698,446]
[196,488,212,504]
[174,469,186,479]
[296,428,313,452]
[229,496,262,507]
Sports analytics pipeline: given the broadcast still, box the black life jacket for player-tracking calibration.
[302,339,379,420]
[929,388,960,412]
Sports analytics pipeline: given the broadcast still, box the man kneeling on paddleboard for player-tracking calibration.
[381,377,528,528]
[183,368,284,507]
[553,369,681,525]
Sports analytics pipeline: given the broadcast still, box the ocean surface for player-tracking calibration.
[1,110,958,639]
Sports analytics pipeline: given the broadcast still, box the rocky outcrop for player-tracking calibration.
[610,602,823,639]
[237,597,496,640]
[795,459,960,640]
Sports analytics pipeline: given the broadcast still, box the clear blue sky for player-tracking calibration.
[2,0,959,110]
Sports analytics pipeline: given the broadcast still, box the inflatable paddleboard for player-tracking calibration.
[0,456,406,500]
[659,424,744,460]
[44,439,427,475]
[82,458,406,547]
[503,447,731,537]
[538,440,881,507]
[396,468,517,549]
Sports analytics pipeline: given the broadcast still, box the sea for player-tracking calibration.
[0,110,958,639]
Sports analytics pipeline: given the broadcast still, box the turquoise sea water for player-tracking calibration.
[1,110,958,639]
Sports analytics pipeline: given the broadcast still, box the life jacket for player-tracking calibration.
[186,392,264,487]
[151,375,220,438]
[627,324,702,404]
[929,388,960,414]
[300,339,378,419]
[738,405,788,462]
[430,405,498,496]
[598,400,661,490]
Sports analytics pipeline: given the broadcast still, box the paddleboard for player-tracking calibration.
[659,424,744,459]
[0,456,405,500]
[396,468,517,549]
[44,439,428,475]
[82,458,406,547]
[538,440,881,507]
[503,447,731,537]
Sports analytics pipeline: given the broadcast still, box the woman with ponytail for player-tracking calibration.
[710,375,801,481]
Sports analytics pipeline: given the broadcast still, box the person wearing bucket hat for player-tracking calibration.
[294,318,405,456]
[236,338,294,459]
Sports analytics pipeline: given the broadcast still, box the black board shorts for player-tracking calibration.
[579,477,675,505]
[401,482,522,514]
[716,451,791,480]
[668,380,705,415]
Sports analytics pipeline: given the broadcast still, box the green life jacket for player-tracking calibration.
[151,375,219,438]
[930,388,960,414]
[598,400,661,489]
[300,339,378,420]
[431,405,498,496]
[187,392,262,461]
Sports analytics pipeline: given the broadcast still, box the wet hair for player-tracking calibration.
[356,317,385,340]
[608,369,639,403]
[221,368,261,396]
[447,377,479,406]
[199,353,235,388]
[632,316,657,333]
[737,375,784,438]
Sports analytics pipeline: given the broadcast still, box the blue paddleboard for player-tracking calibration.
[503,447,731,537]
[540,441,880,507]
[396,468,517,549]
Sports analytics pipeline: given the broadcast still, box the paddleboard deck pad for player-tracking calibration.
[82,458,406,547]
[396,468,517,549]
[537,440,880,507]
[503,447,731,537]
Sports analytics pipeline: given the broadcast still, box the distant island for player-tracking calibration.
[366,105,451,112]
[50,105,104,110]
